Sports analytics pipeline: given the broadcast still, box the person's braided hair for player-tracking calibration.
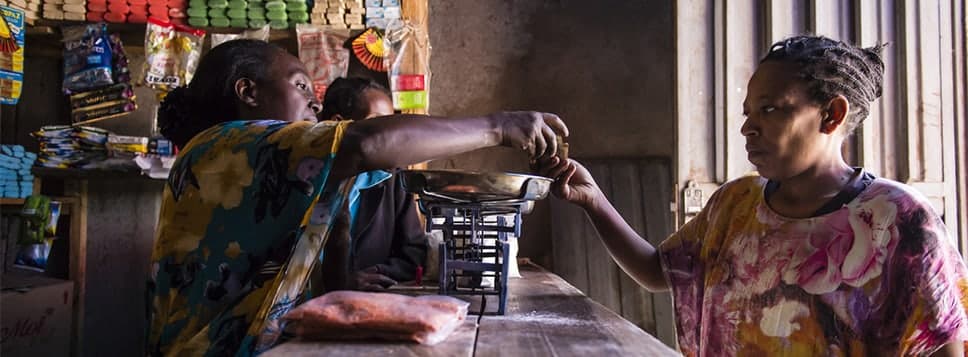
[761,35,886,134]
[318,77,391,121]
[157,39,282,148]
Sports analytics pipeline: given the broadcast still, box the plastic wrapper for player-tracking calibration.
[71,99,137,124]
[210,25,270,49]
[109,33,132,84]
[69,83,135,110]
[0,6,25,105]
[62,23,115,94]
[282,291,469,345]
[296,24,349,100]
[383,19,431,110]
[32,126,111,169]
[142,17,206,91]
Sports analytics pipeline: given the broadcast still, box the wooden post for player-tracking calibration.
[400,0,430,171]
[64,180,87,357]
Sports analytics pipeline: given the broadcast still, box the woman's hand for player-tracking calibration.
[354,266,397,291]
[537,157,603,209]
[493,112,568,162]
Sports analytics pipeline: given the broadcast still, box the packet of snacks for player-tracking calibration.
[296,24,349,100]
[142,18,205,92]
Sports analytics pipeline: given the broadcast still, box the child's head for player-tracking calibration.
[319,77,394,121]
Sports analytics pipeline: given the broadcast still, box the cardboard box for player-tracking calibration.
[1,269,74,357]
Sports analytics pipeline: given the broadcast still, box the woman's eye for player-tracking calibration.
[761,106,776,114]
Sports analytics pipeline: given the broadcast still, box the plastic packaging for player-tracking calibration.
[210,25,269,49]
[282,291,469,345]
[296,24,349,100]
[61,23,115,94]
[383,20,431,110]
[142,17,206,91]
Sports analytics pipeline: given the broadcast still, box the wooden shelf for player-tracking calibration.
[0,198,25,205]
[24,19,361,57]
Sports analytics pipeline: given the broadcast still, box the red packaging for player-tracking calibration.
[86,11,105,21]
[104,12,126,22]
[166,0,184,7]
[87,0,107,4]
[148,5,167,16]
[167,7,184,17]
[107,2,128,13]
[391,74,426,91]
[128,13,148,22]
[128,0,148,5]
[87,3,107,11]
[128,5,148,15]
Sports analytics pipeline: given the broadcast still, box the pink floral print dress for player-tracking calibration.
[659,171,968,356]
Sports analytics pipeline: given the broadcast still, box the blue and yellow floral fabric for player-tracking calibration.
[146,119,354,356]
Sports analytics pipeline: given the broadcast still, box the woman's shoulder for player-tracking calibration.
[706,174,766,206]
[861,175,939,216]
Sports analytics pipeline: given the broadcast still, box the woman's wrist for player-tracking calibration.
[581,189,608,212]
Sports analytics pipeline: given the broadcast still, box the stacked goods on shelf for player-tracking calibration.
[0,6,24,105]
[364,0,397,29]
[310,0,359,30]
[185,0,203,26]
[167,0,186,24]
[32,126,109,169]
[285,0,306,28]
[7,0,39,23]
[245,0,264,27]
[263,0,286,29]
[60,0,83,21]
[187,0,287,28]
[225,0,248,28]
[0,145,36,199]
[96,0,149,23]
[42,0,63,20]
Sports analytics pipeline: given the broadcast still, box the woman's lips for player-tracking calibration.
[746,145,767,163]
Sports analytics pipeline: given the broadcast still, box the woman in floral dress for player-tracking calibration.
[146,39,568,356]
[540,35,968,356]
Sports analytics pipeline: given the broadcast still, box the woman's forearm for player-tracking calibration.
[331,114,501,181]
[582,191,669,292]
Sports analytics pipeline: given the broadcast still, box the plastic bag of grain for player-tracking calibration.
[282,290,469,345]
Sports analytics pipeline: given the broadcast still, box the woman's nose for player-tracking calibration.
[740,117,759,137]
[309,99,322,114]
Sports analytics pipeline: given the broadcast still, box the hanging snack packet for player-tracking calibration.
[383,20,431,111]
[0,6,25,105]
[62,22,115,94]
[142,18,205,91]
[296,24,349,100]
[109,33,132,84]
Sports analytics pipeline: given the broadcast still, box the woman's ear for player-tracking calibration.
[235,78,259,108]
[821,95,850,134]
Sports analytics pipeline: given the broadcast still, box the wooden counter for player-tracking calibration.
[265,263,680,357]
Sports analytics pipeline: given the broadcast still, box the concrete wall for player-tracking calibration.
[426,0,676,268]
